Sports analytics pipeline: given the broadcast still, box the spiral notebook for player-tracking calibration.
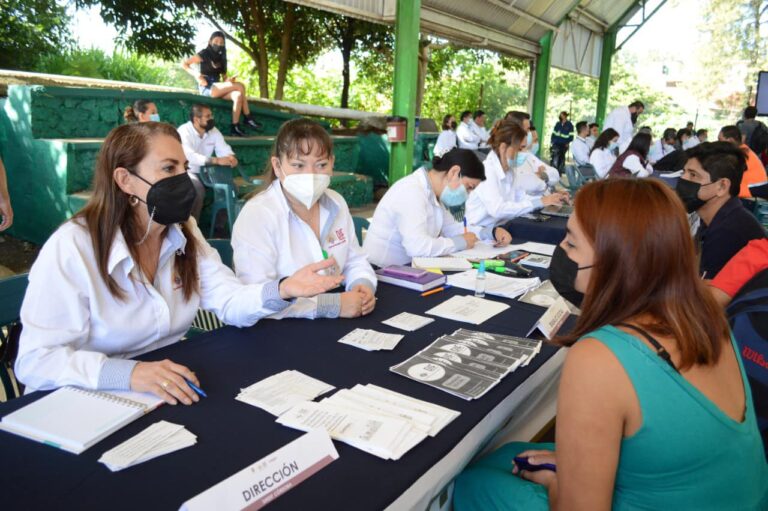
[0,387,163,454]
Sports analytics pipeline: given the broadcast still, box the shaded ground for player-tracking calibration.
[0,235,40,276]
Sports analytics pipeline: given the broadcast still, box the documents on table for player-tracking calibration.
[99,420,196,472]
[452,241,514,260]
[510,241,557,256]
[382,312,435,332]
[447,269,540,300]
[236,370,335,417]
[411,257,473,271]
[519,280,581,315]
[426,295,510,325]
[276,384,460,460]
[519,253,551,268]
[338,328,404,351]
[390,329,542,400]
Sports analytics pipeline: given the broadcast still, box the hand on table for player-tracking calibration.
[130,359,199,405]
[280,258,344,299]
[352,284,376,316]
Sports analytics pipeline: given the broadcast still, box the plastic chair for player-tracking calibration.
[0,274,28,400]
[352,216,370,243]
[206,238,234,269]
[564,164,583,193]
[199,166,245,238]
[187,239,233,338]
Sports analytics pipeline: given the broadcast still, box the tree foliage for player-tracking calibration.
[0,0,71,71]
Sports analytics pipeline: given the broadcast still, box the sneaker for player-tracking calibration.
[230,124,247,137]
[245,114,263,131]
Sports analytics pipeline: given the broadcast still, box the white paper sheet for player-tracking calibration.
[99,421,196,471]
[426,295,511,325]
[509,241,557,256]
[338,329,404,351]
[236,370,335,417]
[447,270,540,300]
[451,241,514,260]
[382,312,435,332]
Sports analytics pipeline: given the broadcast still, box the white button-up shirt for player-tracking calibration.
[456,121,481,149]
[619,154,653,178]
[434,130,458,157]
[571,136,591,166]
[177,121,234,174]
[232,180,376,319]
[469,121,490,147]
[589,147,617,179]
[604,106,635,153]
[465,150,543,229]
[363,168,493,268]
[16,219,271,393]
[649,140,675,164]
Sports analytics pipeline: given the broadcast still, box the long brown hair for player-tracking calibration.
[558,179,729,369]
[263,118,334,185]
[73,122,200,301]
[488,120,526,159]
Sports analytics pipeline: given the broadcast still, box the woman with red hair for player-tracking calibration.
[454,178,767,510]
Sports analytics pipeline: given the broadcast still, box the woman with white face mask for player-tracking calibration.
[589,128,620,179]
[363,148,513,268]
[232,119,377,320]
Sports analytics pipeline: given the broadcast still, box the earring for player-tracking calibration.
[129,195,139,206]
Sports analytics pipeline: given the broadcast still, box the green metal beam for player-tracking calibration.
[531,31,553,157]
[596,30,616,127]
[388,0,421,185]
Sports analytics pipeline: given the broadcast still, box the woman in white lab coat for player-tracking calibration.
[15,122,342,404]
[232,118,377,321]
[433,114,458,157]
[363,148,513,268]
[465,120,568,229]
[589,128,620,179]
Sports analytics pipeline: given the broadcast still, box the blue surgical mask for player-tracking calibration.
[149,113,160,122]
[440,182,468,207]
[608,141,619,151]
[526,131,533,147]
[530,142,540,155]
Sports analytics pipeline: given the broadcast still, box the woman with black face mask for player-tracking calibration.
[454,178,767,511]
[14,123,344,405]
[182,31,262,137]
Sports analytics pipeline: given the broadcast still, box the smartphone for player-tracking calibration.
[513,456,557,473]
[501,250,529,263]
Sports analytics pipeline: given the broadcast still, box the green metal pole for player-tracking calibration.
[596,30,616,127]
[531,31,553,157]
[389,0,421,185]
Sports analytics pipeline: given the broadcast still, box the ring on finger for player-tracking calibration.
[161,380,170,390]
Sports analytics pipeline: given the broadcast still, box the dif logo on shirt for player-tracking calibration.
[327,228,347,249]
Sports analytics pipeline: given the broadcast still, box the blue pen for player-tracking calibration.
[463,216,468,234]
[185,379,207,398]
[513,456,556,473]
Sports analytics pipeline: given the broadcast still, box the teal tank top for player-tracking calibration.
[587,326,768,510]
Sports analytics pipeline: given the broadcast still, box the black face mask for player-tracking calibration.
[450,121,457,130]
[131,172,196,225]
[675,178,713,213]
[631,112,639,125]
[210,43,224,54]
[549,245,593,308]
[200,118,215,132]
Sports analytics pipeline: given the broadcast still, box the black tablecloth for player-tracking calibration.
[0,282,562,511]
[503,216,568,245]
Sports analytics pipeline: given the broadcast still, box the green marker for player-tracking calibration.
[322,249,329,260]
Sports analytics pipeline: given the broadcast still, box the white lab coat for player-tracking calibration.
[514,153,559,198]
[16,219,270,392]
[618,154,653,178]
[649,140,675,164]
[363,168,493,267]
[604,106,635,153]
[469,121,490,147]
[456,121,481,149]
[434,130,458,157]
[465,150,543,228]
[589,147,617,179]
[571,137,591,166]
[232,180,376,319]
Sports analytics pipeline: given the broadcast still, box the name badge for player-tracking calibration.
[527,297,570,340]
[181,429,338,511]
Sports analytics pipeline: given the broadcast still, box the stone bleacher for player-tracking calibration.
[0,85,375,244]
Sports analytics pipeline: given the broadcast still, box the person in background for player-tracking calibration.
[589,128,620,179]
[0,155,12,231]
[454,178,768,511]
[465,121,568,229]
[587,123,599,150]
[529,124,540,156]
[718,124,767,198]
[676,128,693,151]
[739,106,762,145]
[571,121,591,166]
[364,148,512,268]
[123,99,159,123]
[675,142,766,277]
[14,122,342,400]
[608,132,653,178]
[182,31,262,137]
[434,114,458,158]
[687,121,696,135]
[177,104,239,221]
[604,100,644,152]
[232,119,377,321]
[549,111,574,172]
[649,128,677,164]
[710,238,768,307]
[470,110,490,149]
[504,111,531,132]
[457,110,481,150]
[697,128,709,143]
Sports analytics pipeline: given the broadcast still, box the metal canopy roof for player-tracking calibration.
[287,0,648,77]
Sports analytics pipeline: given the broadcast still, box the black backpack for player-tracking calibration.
[748,121,768,156]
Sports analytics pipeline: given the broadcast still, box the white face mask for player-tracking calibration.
[281,172,330,209]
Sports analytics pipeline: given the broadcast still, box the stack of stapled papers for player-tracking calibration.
[338,328,404,351]
[236,370,335,416]
[447,270,541,300]
[276,384,460,460]
[99,421,196,472]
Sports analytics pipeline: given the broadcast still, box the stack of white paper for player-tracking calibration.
[236,370,335,416]
[276,384,460,460]
[426,295,511,325]
[447,270,541,300]
[509,241,557,256]
[338,328,404,351]
[382,312,435,332]
[99,421,196,472]
[452,241,515,260]
[412,257,473,271]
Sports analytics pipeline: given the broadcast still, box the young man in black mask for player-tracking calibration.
[675,142,766,277]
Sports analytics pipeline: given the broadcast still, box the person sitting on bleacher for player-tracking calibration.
[454,178,768,511]
[718,124,767,198]
[14,122,343,402]
[588,128,619,179]
[182,31,262,137]
[123,99,159,123]
[675,141,766,277]
[177,104,239,221]
[608,132,653,178]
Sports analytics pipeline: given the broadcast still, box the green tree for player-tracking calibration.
[0,0,71,71]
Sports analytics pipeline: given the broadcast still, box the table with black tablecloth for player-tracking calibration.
[502,216,568,245]
[0,282,565,511]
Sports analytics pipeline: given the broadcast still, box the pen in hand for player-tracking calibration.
[185,379,207,398]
